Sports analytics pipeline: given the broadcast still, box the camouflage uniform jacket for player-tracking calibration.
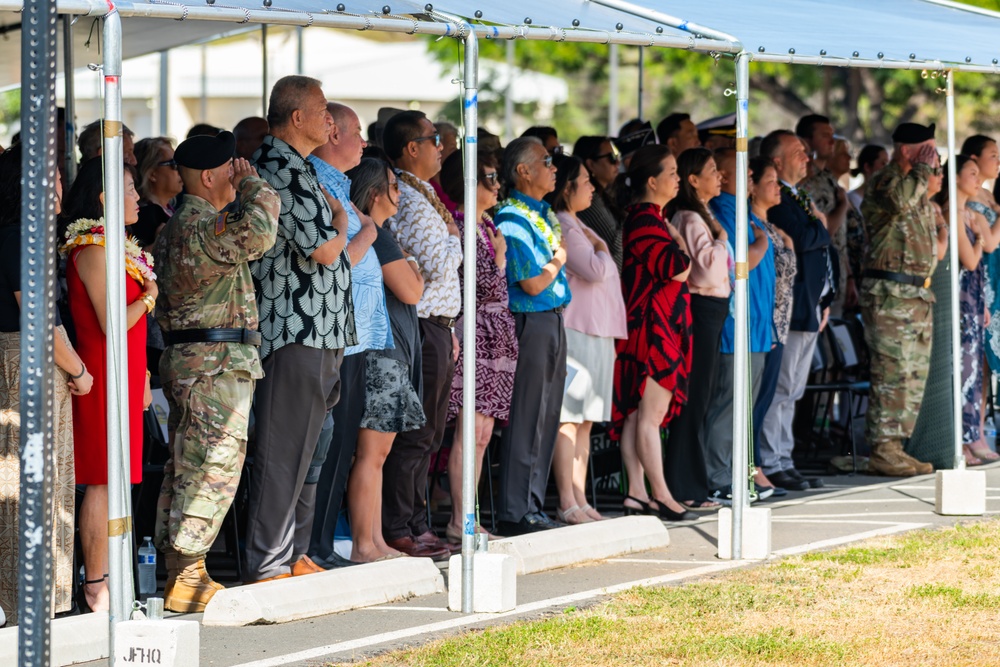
[860,162,937,303]
[155,176,280,381]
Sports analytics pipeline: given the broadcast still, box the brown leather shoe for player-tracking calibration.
[291,555,325,576]
[385,536,450,560]
[414,530,461,554]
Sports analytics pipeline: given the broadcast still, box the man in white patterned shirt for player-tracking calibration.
[381,110,462,559]
[246,75,354,582]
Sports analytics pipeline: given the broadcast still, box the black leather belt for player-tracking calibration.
[426,315,457,329]
[864,269,931,289]
[164,328,262,346]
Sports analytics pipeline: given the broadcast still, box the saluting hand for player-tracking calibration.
[912,143,940,168]
[231,158,258,189]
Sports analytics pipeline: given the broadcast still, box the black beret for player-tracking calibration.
[174,130,236,170]
[891,122,936,144]
[613,121,656,157]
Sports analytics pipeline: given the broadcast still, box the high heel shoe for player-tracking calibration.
[650,498,698,522]
[622,495,651,516]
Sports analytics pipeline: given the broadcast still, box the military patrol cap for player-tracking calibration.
[891,122,936,144]
[174,130,236,170]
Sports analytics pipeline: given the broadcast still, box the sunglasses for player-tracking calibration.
[388,178,400,191]
[413,133,441,148]
[931,166,944,176]
[535,155,554,168]
[157,159,178,170]
[481,172,499,186]
[594,151,620,165]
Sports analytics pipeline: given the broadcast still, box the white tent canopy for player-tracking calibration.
[627,0,1000,69]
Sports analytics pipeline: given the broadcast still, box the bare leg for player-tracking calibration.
[79,484,110,611]
[554,422,588,522]
[348,429,396,563]
[635,379,686,515]
[619,410,647,512]
[571,421,602,520]
[446,410,492,533]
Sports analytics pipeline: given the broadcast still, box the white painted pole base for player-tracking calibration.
[448,553,516,613]
[717,507,772,560]
[113,620,199,667]
[935,469,986,515]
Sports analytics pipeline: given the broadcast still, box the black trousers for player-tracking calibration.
[245,344,342,580]
[664,294,728,503]
[308,350,367,565]
[496,311,567,523]
[381,319,455,541]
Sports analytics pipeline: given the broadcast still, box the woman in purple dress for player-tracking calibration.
[439,149,518,543]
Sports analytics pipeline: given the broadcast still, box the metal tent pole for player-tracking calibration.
[102,6,136,657]
[158,51,168,136]
[945,70,964,471]
[296,26,304,74]
[63,16,77,184]
[608,43,619,136]
[729,51,751,559]
[460,22,480,615]
[637,46,644,120]
[504,39,514,143]
[18,0,58,663]
[262,25,269,116]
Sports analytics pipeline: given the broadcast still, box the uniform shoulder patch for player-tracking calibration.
[215,211,229,236]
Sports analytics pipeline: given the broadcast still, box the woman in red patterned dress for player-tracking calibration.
[612,145,697,522]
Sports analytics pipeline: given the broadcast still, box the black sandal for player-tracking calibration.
[622,495,651,516]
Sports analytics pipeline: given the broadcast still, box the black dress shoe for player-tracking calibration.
[312,552,358,569]
[497,512,562,536]
[768,470,809,491]
[785,467,824,488]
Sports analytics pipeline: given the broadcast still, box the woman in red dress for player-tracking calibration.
[611,145,697,522]
[61,158,155,612]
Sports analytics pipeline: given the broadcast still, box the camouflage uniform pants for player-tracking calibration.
[154,370,254,558]
[861,292,933,447]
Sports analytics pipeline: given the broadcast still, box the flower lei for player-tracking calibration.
[60,218,156,283]
[780,184,822,225]
[499,197,562,251]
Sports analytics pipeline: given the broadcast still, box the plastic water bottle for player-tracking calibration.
[985,418,997,453]
[138,537,157,596]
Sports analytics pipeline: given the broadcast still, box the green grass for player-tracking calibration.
[343,520,1000,667]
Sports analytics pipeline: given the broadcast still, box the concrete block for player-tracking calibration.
[202,556,445,626]
[717,507,772,560]
[488,515,670,575]
[0,611,110,667]
[447,552,517,612]
[935,469,987,515]
[113,619,199,667]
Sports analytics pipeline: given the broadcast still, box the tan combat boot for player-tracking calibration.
[164,555,224,613]
[897,450,934,475]
[869,441,917,477]
[162,549,179,600]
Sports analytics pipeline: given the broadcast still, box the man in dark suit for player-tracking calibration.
[757,130,834,491]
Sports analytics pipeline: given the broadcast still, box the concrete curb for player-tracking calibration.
[488,515,670,575]
[202,557,445,627]
[0,611,109,667]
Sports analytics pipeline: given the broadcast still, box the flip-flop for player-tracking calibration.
[969,447,1000,462]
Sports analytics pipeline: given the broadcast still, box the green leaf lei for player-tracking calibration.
[499,197,562,250]
[780,183,822,225]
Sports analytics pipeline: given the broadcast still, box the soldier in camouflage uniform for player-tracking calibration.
[861,122,949,477]
[153,131,279,612]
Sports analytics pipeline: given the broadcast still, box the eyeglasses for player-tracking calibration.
[413,133,441,148]
[481,172,499,186]
[156,159,178,170]
[534,155,554,168]
[388,179,400,191]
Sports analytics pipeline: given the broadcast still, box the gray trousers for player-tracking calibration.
[496,311,567,523]
[704,351,766,490]
[245,344,343,580]
[759,331,819,475]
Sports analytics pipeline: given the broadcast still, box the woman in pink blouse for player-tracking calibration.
[547,156,628,524]
[663,147,730,509]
